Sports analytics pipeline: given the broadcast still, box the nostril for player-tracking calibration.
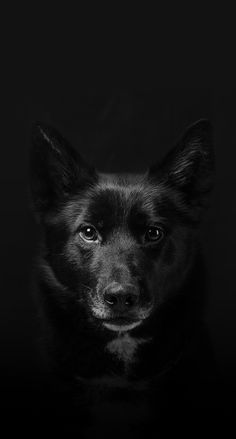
[124,294,138,307]
[104,292,117,306]
[103,283,139,309]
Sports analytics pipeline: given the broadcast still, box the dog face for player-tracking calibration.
[30,120,214,335]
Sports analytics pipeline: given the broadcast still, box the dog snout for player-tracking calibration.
[103,282,139,311]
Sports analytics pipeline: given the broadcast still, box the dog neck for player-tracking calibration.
[105,333,151,372]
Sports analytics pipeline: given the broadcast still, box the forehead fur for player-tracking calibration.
[57,173,170,231]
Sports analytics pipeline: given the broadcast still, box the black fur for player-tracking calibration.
[30,120,215,435]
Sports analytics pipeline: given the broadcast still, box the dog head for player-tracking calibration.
[30,120,214,334]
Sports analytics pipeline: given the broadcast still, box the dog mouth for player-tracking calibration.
[91,303,153,332]
[101,318,143,332]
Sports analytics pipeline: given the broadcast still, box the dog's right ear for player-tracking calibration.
[30,123,96,219]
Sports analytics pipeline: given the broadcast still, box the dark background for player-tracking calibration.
[2,85,236,402]
[0,7,236,436]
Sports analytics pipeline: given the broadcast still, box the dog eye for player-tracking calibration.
[79,226,99,243]
[145,226,163,243]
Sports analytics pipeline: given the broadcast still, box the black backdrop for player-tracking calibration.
[2,85,236,416]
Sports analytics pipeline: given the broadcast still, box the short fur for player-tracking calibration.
[30,120,215,434]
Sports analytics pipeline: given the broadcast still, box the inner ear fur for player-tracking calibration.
[149,119,215,212]
[30,123,96,218]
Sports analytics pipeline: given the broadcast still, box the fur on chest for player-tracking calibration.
[105,333,151,370]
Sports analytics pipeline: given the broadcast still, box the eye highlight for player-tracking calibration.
[79,225,100,243]
[144,226,164,244]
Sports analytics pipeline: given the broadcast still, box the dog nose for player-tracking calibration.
[104,283,139,310]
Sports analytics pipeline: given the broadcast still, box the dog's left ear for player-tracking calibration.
[149,119,215,214]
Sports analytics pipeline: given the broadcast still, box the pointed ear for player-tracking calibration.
[30,123,96,218]
[149,119,215,214]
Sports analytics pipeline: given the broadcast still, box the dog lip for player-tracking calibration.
[102,320,142,332]
[102,317,140,325]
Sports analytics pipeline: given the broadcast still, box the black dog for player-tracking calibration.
[30,120,215,434]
